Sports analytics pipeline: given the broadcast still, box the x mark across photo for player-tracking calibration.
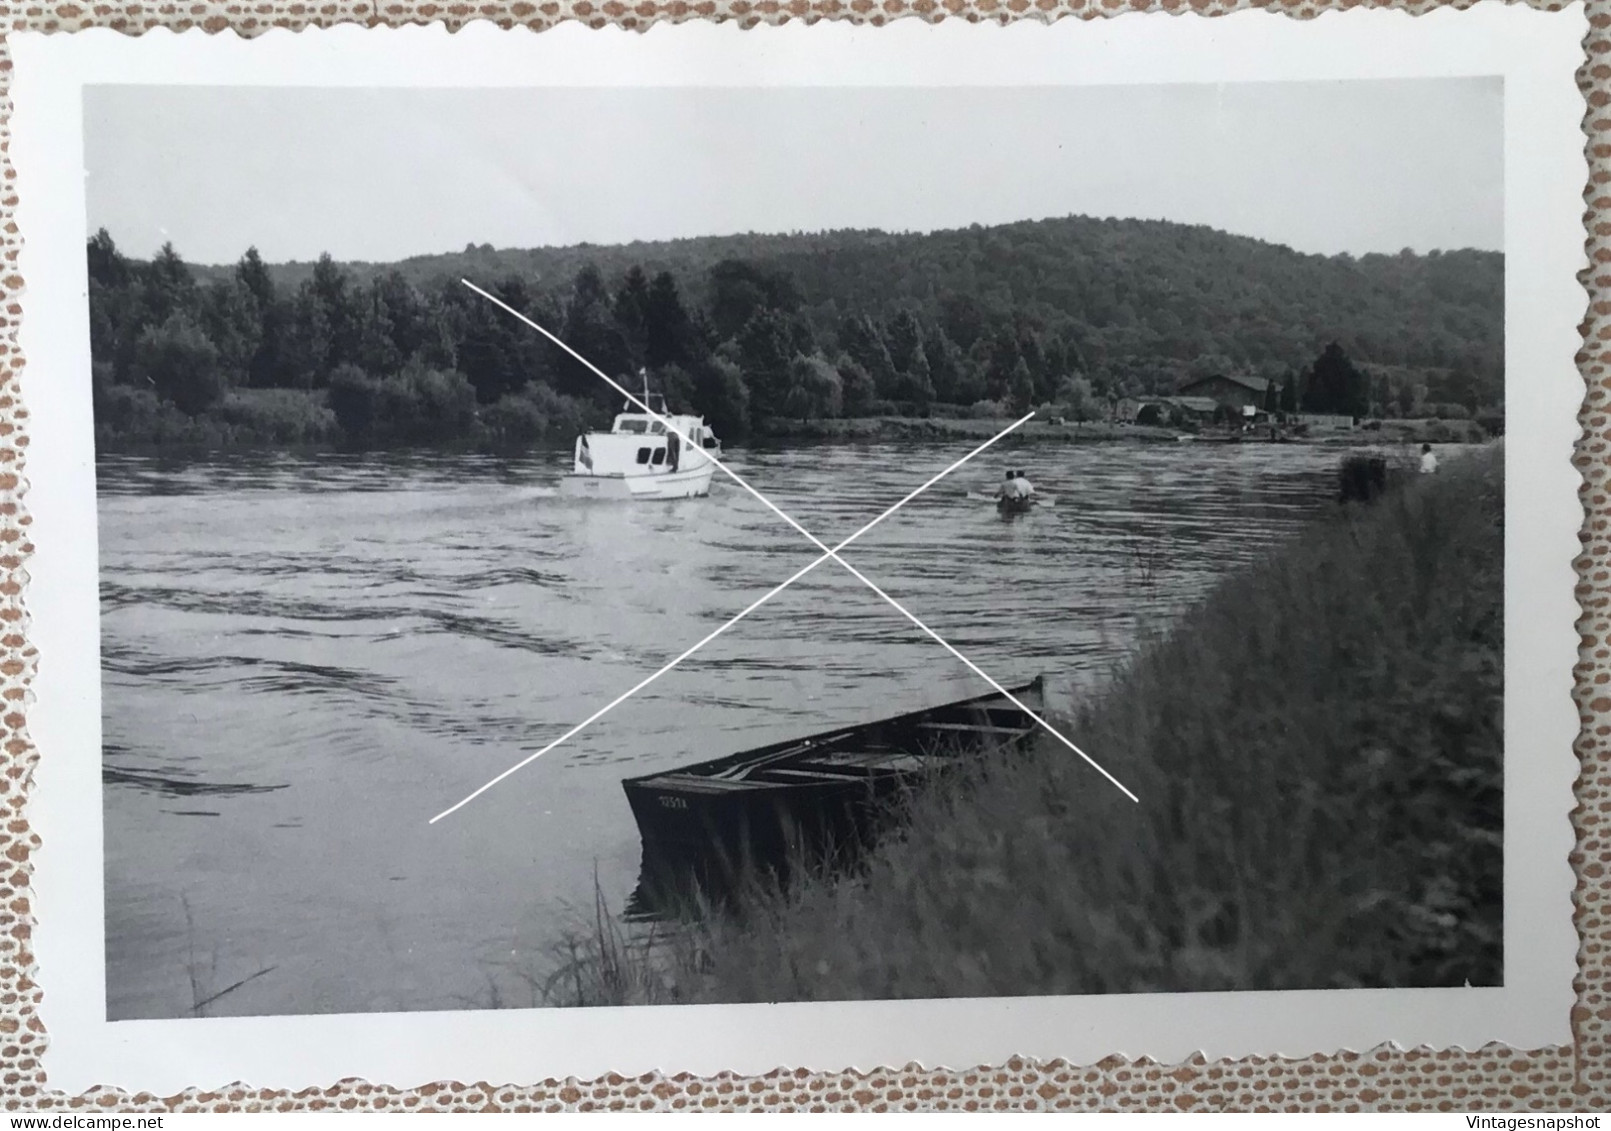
[429,280,1137,825]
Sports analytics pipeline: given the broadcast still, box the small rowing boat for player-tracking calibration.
[621,678,1050,914]
[966,490,1056,513]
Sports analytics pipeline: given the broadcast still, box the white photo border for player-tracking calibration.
[14,9,1586,1095]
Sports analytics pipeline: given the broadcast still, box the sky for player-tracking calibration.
[82,79,1503,265]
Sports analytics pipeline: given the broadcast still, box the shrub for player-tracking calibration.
[93,384,234,448]
[482,383,592,447]
[212,388,340,445]
[1056,376,1099,422]
[692,355,752,442]
[834,355,877,418]
[387,360,477,442]
[327,359,478,445]
[784,355,843,421]
[132,312,226,417]
[327,364,381,439]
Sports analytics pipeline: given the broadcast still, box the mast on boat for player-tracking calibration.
[626,367,665,416]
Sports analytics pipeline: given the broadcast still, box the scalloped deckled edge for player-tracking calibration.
[6,7,1597,1110]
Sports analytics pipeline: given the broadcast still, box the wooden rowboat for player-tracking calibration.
[621,678,1046,915]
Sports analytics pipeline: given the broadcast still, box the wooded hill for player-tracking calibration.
[92,214,1504,450]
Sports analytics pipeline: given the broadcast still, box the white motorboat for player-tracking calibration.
[559,382,722,501]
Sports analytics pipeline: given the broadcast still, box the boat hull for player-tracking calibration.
[558,463,716,500]
[621,681,1047,915]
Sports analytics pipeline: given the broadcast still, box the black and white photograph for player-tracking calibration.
[17,13,1584,1090]
[83,74,1513,1018]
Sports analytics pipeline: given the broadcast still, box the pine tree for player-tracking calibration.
[143,242,198,326]
[236,248,289,388]
[561,265,633,404]
[986,328,1021,402]
[886,310,923,376]
[737,308,794,422]
[308,253,360,375]
[613,266,652,369]
[199,279,260,387]
[284,285,333,389]
[1306,343,1369,417]
[835,354,877,416]
[355,284,404,380]
[897,347,935,412]
[923,328,963,404]
[373,270,434,364]
[839,315,898,401]
[1009,357,1035,414]
[644,271,698,369]
[87,229,131,291]
[236,247,275,311]
[1279,371,1300,414]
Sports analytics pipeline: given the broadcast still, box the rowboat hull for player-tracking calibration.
[622,680,1046,915]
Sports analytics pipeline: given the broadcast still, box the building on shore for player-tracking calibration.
[1115,395,1222,427]
[1176,373,1274,411]
[1290,412,1357,431]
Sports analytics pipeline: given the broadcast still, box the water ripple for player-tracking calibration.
[98,438,1382,1020]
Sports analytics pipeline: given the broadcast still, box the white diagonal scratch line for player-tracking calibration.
[455,279,1139,811]
[428,413,1034,824]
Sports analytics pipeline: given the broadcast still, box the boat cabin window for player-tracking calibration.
[651,447,667,466]
[702,436,718,449]
[635,447,651,464]
[649,421,666,435]
[618,419,649,434]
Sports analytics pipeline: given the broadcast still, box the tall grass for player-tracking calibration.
[548,446,1504,1005]
[537,876,691,1008]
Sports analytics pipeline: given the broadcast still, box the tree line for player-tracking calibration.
[86,218,1505,450]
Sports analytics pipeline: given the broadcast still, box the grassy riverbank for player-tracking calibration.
[754,416,1179,444]
[545,443,1503,1005]
[92,384,1489,455]
[756,414,1491,447]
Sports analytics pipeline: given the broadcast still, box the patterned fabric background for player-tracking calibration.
[0,1,1599,1110]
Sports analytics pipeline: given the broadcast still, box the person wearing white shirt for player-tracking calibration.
[1419,443,1439,475]
[997,470,1034,501]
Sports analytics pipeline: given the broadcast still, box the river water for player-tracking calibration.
[98,438,1381,1019]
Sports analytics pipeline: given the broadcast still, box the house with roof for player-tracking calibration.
[1161,396,1222,419]
[1116,395,1221,427]
[1177,373,1273,412]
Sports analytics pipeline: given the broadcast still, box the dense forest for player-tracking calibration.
[87,214,1505,450]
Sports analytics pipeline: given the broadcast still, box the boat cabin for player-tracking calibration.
[573,394,720,479]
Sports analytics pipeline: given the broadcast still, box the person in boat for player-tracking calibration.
[997,469,1035,504]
